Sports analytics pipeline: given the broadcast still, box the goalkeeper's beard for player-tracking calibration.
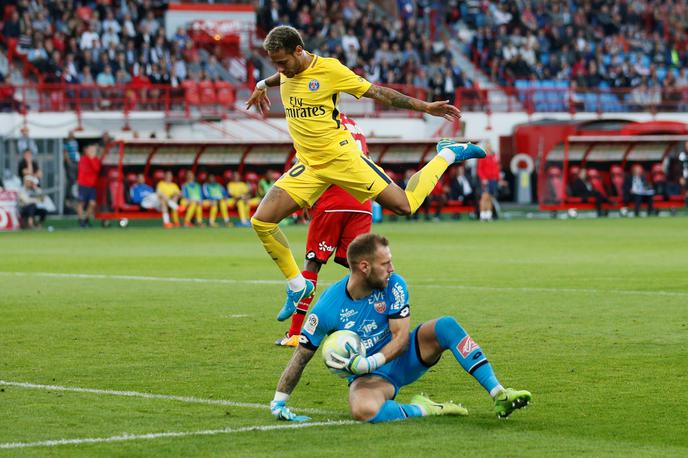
[365,270,389,290]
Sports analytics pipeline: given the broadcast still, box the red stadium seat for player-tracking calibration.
[181,80,200,105]
[215,81,236,108]
[107,169,139,211]
[245,171,259,182]
[651,163,664,175]
[197,171,208,183]
[198,80,217,105]
[152,169,165,184]
[126,173,137,186]
[177,168,188,184]
[223,169,233,184]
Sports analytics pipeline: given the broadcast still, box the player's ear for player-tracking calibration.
[294,45,303,56]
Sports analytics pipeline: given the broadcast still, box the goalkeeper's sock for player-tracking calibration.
[368,400,423,423]
[250,217,301,281]
[404,155,450,213]
[434,316,503,396]
[162,212,170,224]
[288,270,318,336]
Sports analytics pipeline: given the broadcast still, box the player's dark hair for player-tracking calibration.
[263,25,304,53]
[347,234,389,269]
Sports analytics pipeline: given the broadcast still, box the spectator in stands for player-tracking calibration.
[18,148,42,182]
[624,165,655,217]
[17,127,38,156]
[449,164,478,215]
[76,143,101,228]
[181,170,203,227]
[421,180,447,222]
[202,173,231,227]
[569,168,609,217]
[477,144,501,221]
[155,170,181,228]
[18,176,48,229]
[227,171,254,227]
[63,130,79,208]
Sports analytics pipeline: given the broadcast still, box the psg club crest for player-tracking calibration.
[308,79,320,92]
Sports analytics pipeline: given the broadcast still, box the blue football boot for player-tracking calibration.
[436,138,486,163]
[277,279,315,321]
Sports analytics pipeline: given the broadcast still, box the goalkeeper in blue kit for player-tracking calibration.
[270,234,531,423]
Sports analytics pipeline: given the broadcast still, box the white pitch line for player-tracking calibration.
[0,381,342,416]
[0,421,358,450]
[1,271,687,298]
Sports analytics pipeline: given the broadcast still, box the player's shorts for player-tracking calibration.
[351,326,437,398]
[305,210,372,267]
[274,141,392,208]
[482,179,498,196]
[78,185,96,203]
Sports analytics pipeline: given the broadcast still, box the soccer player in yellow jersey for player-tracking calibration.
[227,171,260,227]
[155,170,181,228]
[245,26,486,320]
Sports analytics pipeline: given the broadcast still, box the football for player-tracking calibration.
[321,330,367,378]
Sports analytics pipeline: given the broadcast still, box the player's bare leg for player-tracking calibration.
[251,186,315,321]
[348,375,395,421]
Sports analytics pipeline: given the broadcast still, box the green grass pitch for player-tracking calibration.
[1,218,687,456]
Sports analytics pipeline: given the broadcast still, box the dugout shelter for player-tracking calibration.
[539,135,687,212]
[96,138,484,221]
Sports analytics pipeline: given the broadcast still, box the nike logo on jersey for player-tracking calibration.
[366,182,375,191]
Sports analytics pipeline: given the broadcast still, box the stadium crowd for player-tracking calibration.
[0,0,255,96]
[467,0,688,107]
[3,0,687,109]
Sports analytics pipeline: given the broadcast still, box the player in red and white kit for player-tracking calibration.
[276,114,373,347]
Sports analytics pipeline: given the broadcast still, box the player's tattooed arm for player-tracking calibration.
[363,84,427,111]
[276,345,316,395]
[362,84,462,121]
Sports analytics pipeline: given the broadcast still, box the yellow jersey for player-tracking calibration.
[227,181,250,199]
[279,53,371,166]
[156,181,180,199]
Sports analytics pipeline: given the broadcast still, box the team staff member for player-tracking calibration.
[246,25,486,321]
[76,143,101,228]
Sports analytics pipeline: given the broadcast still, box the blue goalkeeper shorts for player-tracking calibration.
[351,325,436,398]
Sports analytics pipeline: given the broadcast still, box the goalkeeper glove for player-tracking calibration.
[326,343,386,375]
[270,400,311,422]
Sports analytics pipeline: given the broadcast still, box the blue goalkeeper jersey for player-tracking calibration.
[300,273,410,354]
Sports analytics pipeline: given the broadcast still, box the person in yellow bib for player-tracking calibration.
[155,170,181,228]
[245,26,486,321]
[227,171,260,227]
[203,173,231,227]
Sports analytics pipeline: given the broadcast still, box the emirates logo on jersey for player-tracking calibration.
[457,335,480,358]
